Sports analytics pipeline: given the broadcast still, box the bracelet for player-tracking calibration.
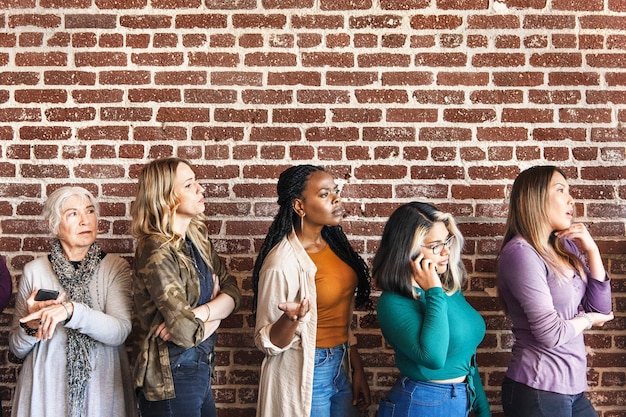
[204,303,211,323]
[19,321,38,337]
[578,312,593,330]
[62,302,73,325]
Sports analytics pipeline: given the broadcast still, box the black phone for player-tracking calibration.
[411,252,419,261]
[34,289,59,301]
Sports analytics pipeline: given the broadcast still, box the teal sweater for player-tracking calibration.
[377,287,491,417]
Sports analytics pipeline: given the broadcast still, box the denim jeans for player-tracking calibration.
[138,348,216,417]
[501,376,598,417]
[310,343,359,417]
[377,377,469,417]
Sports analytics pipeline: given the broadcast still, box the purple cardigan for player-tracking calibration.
[497,236,612,395]
[0,255,11,312]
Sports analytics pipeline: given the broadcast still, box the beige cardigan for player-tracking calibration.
[254,229,357,417]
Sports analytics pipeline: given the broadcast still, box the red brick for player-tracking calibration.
[380,0,429,8]
[320,0,372,10]
[291,14,343,29]
[444,108,496,123]
[413,89,464,104]
[477,127,527,142]
[15,52,67,66]
[470,90,523,104]
[214,108,268,123]
[242,89,292,104]
[306,127,359,142]
[437,71,488,86]
[15,89,67,103]
[467,15,519,29]
[523,15,575,29]
[416,52,466,66]
[152,0,200,8]
[192,127,244,141]
[326,33,350,48]
[101,107,152,121]
[211,72,263,86]
[77,125,129,141]
[156,107,210,123]
[501,108,554,123]
[19,126,71,140]
[232,14,286,29]
[268,71,321,86]
[530,52,582,67]
[326,71,377,86]
[386,108,437,123]
[558,108,612,123]
[363,126,415,141]
[249,127,301,142]
[473,53,525,67]
[131,52,183,67]
[154,71,207,85]
[96,0,146,8]
[532,128,586,141]
[244,52,296,67]
[331,108,382,123]
[410,14,462,30]
[297,89,350,104]
[302,52,354,67]
[493,71,543,86]
[184,89,236,104]
[419,127,472,141]
[297,33,322,48]
[355,89,408,103]
[120,15,171,29]
[9,14,62,28]
[350,15,402,29]
[45,107,96,122]
[133,126,187,141]
[129,88,181,102]
[439,0,488,8]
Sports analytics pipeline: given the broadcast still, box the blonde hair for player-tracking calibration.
[43,186,99,236]
[130,157,213,267]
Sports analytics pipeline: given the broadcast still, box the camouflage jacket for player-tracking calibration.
[131,233,241,401]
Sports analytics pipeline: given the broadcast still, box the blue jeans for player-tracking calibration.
[310,343,359,417]
[377,377,469,417]
[138,348,216,417]
[501,376,598,417]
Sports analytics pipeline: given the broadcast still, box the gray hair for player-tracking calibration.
[42,186,99,236]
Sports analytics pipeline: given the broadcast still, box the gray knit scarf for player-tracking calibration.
[49,239,100,417]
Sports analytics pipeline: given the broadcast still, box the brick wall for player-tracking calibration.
[0,0,624,415]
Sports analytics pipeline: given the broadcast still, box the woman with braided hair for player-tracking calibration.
[253,164,372,417]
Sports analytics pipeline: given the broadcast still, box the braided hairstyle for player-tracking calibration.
[252,164,372,312]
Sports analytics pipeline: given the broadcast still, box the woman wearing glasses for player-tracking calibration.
[373,202,491,417]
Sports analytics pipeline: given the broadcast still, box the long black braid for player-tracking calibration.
[252,164,372,313]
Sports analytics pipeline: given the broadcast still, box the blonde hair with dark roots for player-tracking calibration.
[131,157,213,268]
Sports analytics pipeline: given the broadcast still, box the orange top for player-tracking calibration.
[307,244,358,348]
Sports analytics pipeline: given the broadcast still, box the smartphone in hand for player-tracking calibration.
[34,289,59,301]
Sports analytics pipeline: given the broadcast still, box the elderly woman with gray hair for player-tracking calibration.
[9,186,136,417]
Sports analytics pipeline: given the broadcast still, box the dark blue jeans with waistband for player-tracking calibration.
[377,376,470,417]
[138,346,216,417]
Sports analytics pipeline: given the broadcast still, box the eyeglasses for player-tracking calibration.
[420,235,455,255]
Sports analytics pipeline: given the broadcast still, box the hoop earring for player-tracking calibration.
[300,213,305,234]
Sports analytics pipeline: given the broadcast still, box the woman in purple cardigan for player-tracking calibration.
[497,166,613,417]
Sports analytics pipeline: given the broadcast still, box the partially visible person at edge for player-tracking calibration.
[252,164,372,417]
[9,186,136,417]
[374,202,491,417]
[0,254,11,315]
[130,157,241,417]
[497,165,613,417]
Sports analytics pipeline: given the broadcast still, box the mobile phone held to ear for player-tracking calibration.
[34,289,59,301]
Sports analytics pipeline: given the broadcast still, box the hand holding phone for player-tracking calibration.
[410,253,442,290]
[34,289,60,301]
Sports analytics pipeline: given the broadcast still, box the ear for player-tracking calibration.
[293,198,305,217]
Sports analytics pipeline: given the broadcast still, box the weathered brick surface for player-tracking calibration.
[0,1,624,416]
